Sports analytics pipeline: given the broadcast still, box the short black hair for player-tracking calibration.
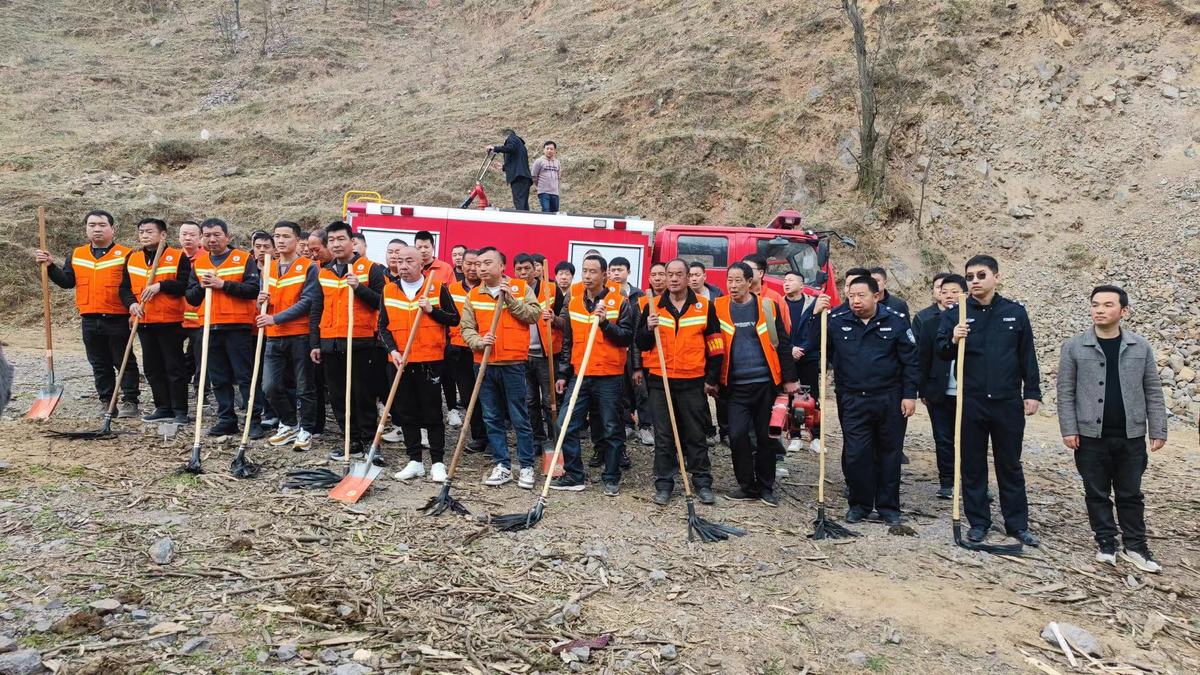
[688,261,707,272]
[931,271,950,287]
[179,219,200,229]
[478,245,505,265]
[387,238,407,246]
[848,275,880,293]
[1091,284,1129,308]
[200,217,229,234]
[583,254,607,272]
[941,274,967,294]
[251,230,273,244]
[584,248,601,256]
[137,217,167,233]
[666,258,689,271]
[308,228,328,245]
[544,140,556,149]
[609,256,630,270]
[741,254,768,273]
[514,253,535,267]
[414,230,435,245]
[451,243,467,253]
[868,266,887,279]
[273,220,302,237]
[325,221,353,238]
[843,266,870,281]
[965,254,999,274]
[784,270,805,281]
[463,248,480,257]
[727,261,754,282]
[555,261,575,275]
[531,253,546,264]
[84,209,115,227]
[352,232,367,243]
[649,261,668,271]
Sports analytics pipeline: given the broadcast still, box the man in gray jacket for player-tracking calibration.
[1057,285,1167,573]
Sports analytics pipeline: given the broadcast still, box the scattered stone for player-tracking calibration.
[319,648,340,663]
[0,649,43,675]
[562,603,582,621]
[1162,86,1180,100]
[1186,146,1197,159]
[845,651,868,668]
[180,637,209,655]
[147,622,187,636]
[336,604,354,618]
[149,537,175,565]
[1178,367,1195,383]
[31,620,52,633]
[0,637,14,654]
[219,166,240,177]
[131,609,149,621]
[1169,354,1186,372]
[351,649,373,663]
[975,158,990,177]
[570,646,591,662]
[648,569,668,583]
[583,542,610,563]
[255,650,268,663]
[149,37,165,48]
[334,664,371,675]
[1009,205,1035,218]
[275,642,297,661]
[1040,623,1102,656]
[658,644,677,660]
[1161,66,1178,83]
[88,599,121,614]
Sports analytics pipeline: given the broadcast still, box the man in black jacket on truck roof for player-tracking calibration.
[485,129,532,211]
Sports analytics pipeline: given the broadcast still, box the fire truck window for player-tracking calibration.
[757,239,819,284]
[677,235,728,268]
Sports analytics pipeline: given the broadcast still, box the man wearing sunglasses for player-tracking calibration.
[936,255,1041,547]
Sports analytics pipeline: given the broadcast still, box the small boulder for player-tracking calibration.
[88,599,121,615]
[1041,622,1103,657]
[275,642,297,661]
[319,648,340,663]
[180,637,209,655]
[648,570,668,583]
[0,636,15,654]
[0,649,44,675]
[149,537,175,565]
[657,644,677,661]
[845,651,868,667]
[1162,86,1180,100]
[334,664,372,675]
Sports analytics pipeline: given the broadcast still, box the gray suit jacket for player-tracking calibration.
[1056,327,1167,440]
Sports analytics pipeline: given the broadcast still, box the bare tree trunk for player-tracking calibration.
[844,0,879,197]
[233,0,241,30]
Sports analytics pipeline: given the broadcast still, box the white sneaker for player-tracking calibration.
[292,428,313,451]
[447,408,464,427]
[776,465,790,477]
[268,424,297,446]
[382,426,402,443]
[809,438,822,454]
[786,438,802,453]
[429,462,447,483]
[483,464,512,486]
[638,428,655,446]
[394,460,426,481]
[1119,548,1162,574]
[420,428,430,448]
[1095,547,1117,567]
[518,467,535,489]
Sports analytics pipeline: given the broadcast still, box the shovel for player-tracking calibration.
[230,252,273,479]
[27,207,64,421]
[178,287,213,475]
[51,238,168,439]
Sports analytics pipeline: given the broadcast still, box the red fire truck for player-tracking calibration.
[344,194,851,304]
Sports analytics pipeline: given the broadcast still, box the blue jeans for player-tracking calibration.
[538,193,560,213]
[477,363,535,469]
[561,375,624,484]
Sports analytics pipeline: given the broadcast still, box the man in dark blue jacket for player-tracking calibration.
[936,255,1041,547]
[915,273,966,499]
[783,271,820,452]
[811,276,919,525]
[486,129,532,211]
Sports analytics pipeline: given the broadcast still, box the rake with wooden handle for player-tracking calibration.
[229,252,272,479]
[810,307,857,540]
[179,287,213,475]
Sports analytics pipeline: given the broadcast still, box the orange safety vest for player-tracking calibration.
[181,251,202,328]
[191,249,257,326]
[761,286,791,335]
[714,294,782,386]
[447,280,474,347]
[466,279,532,363]
[266,256,313,338]
[127,247,184,324]
[531,278,557,356]
[424,259,456,286]
[567,289,627,377]
[570,279,618,302]
[382,278,446,363]
[641,294,715,380]
[70,244,130,315]
[318,258,379,339]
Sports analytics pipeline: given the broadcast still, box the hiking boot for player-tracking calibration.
[966,525,987,543]
[936,486,953,500]
[637,428,654,446]
[382,426,403,443]
[269,424,297,446]
[1096,541,1117,567]
[588,453,604,468]
[603,482,620,497]
[248,422,266,441]
[517,467,535,489]
[447,408,464,427]
[118,401,140,418]
[549,476,585,491]
[141,408,174,423]
[845,506,869,523]
[292,429,312,451]
[652,488,671,506]
[395,460,425,481]
[466,439,488,454]
[1119,547,1161,574]
[482,464,512,486]
[429,462,448,483]
[725,488,758,502]
[696,487,716,505]
[1012,530,1040,547]
[760,489,780,507]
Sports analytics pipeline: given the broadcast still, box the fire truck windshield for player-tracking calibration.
[757,238,819,285]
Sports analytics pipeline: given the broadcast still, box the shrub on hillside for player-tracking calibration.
[146,139,205,167]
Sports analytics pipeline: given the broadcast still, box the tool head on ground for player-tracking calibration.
[807,307,857,540]
[329,443,385,503]
[178,442,204,475]
[487,496,545,532]
[952,521,1023,555]
[178,287,213,476]
[810,504,858,540]
[229,444,261,479]
[28,206,64,421]
[685,498,746,543]
[228,252,271,479]
[281,467,343,490]
[422,480,471,517]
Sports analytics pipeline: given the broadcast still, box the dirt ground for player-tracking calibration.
[1,330,1198,675]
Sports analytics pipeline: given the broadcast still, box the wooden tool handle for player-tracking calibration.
[344,271,355,463]
[192,287,214,447]
[106,238,169,416]
[445,289,507,478]
[538,315,601,498]
[238,253,272,447]
[952,300,967,521]
[370,273,436,448]
[817,309,828,504]
[38,207,54,367]
[648,292,693,496]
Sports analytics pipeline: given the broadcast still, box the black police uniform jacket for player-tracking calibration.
[815,304,920,399]
[934,294,1041,402]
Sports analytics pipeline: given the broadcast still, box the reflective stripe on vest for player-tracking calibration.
[383,279,445,363]
[642,295,710,380]
[192,249,257,326]
[266,257,312,338]
[128,247,184,324]
[568,290,626,377]
[714,294,782,386]
[448,281,472,347]
[466,279,531,363]
[71,244,130,315]
[317,260,378,340]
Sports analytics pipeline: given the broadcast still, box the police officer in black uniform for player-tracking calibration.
[811,275,919,525]
[936,255,1041,547]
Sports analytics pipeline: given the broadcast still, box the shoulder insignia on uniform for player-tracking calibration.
[608,298,615,305]
[906,328,916,344]
[166,255,173,261]
[695,302,702,309]
[233,255,241,262]
[115,250,124,257]
[841,325,852,331]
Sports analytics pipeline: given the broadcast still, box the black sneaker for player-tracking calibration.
[603,482,620,497]
[936,486,953,500]
[370,453,387,467]
[248,422,265,441]
[1012,530,1040,547]
[652,488,671,506]
[173,412,190,425]
[967,525,988,543]
[588,453,604,468]
[880,511,902,526]
[141,409,174,423]
[619,449,631,470]
[549,476,585,492]
[206,422,238,437]
[845,507,868,523]
[466,440,488,454]
[696,487,716,505]
[760,489,779,507]
[725,488,758,501]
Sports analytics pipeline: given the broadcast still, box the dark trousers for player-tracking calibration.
[81,315,139,404]
[561,375,624,483]
[322,345,378,445]
[137,322,187,415]
[648,378,712,491]
[538,193,560,213]
[622,365,653,430]
[726,381,776,495]
[961,396,1028,533]
[447,346,487,445]
[441,346,459,411]
[1074,436,1148,551]
[206,328,262,427]
[264,335,318,432]
[392,361,446,463]
[926,395,956,489]
[313,362,327,434]
[795,357,822,436]
[184,327,202,386]
[837,390,904,517]
[526,355,554,442]
[479,363,535,469]
[510,176,531,211]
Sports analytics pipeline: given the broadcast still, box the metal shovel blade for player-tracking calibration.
[328,458,376,503]
[25,383,64,421]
